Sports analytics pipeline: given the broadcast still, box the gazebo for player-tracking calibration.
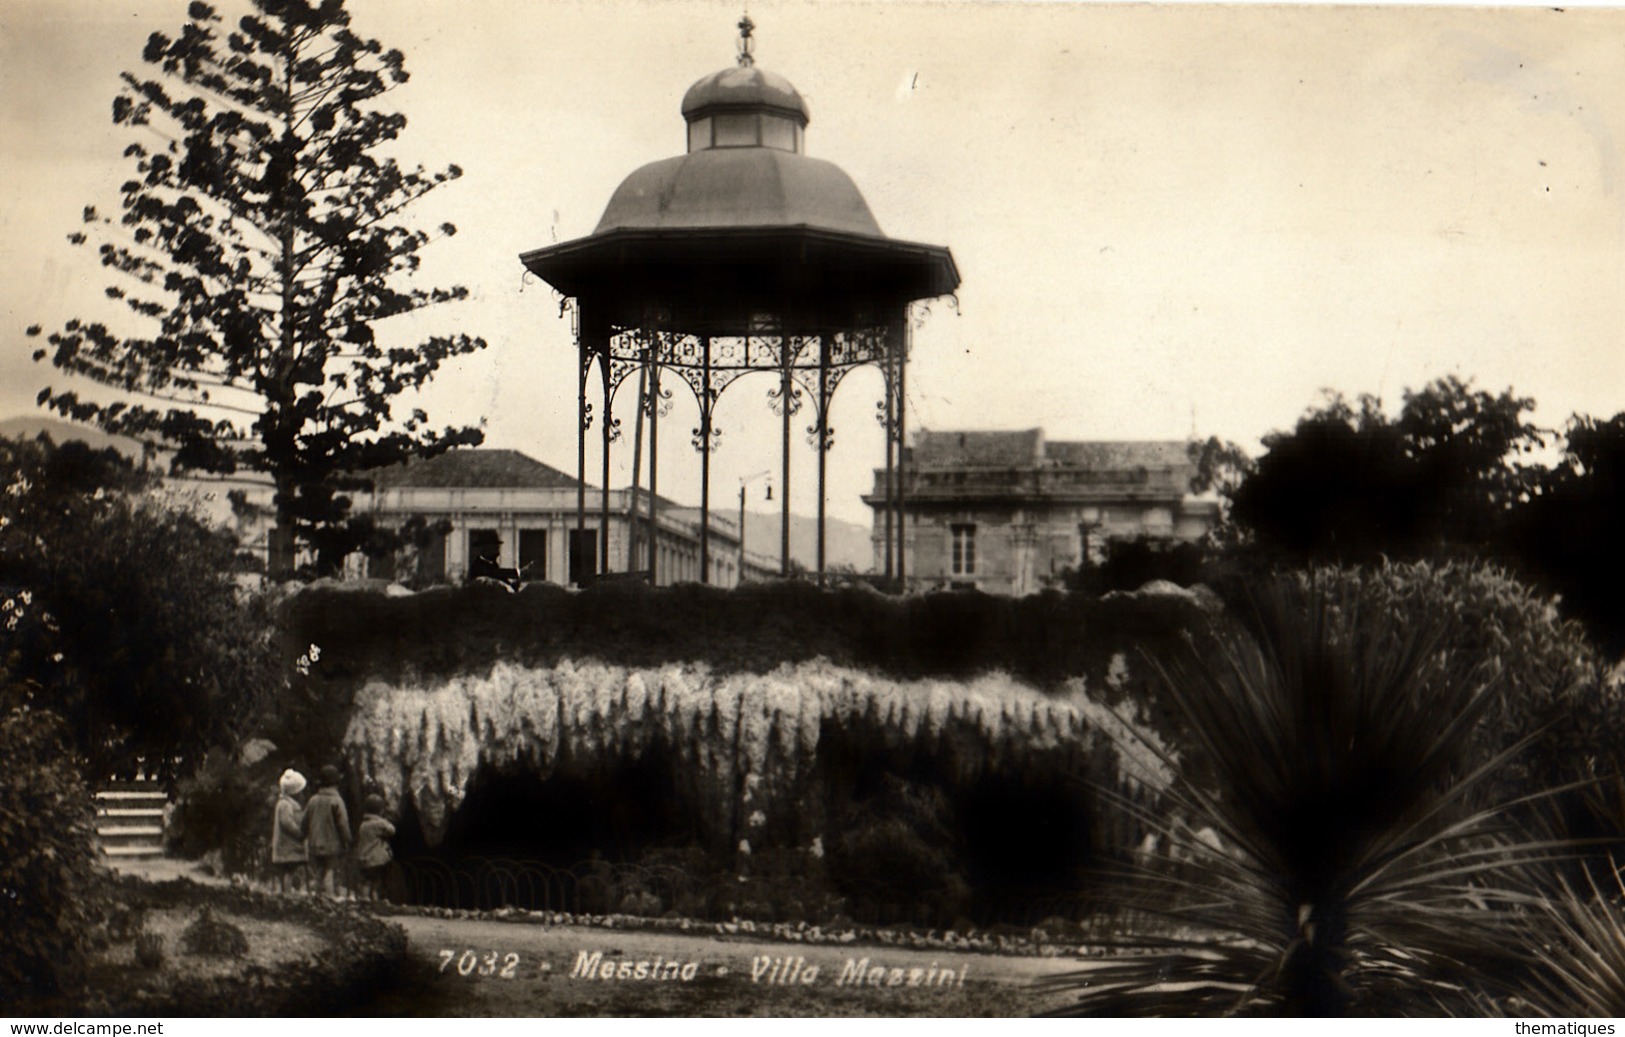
[521,18,958,585]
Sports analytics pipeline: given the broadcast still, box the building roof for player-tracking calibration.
[909,430,1194,473]
[911,429,1045,468]
[373,451,701,511]
[1044,440,1193,472]
[372,449,582,490]
[881,431,1199,508]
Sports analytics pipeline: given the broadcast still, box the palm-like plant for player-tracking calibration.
[1045,571,1561,1016]
[1519,866,1625,1016]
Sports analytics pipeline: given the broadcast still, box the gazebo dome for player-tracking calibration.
[521,43,958,314]
[595,60,873,238]
[676,62,811,156]
[594,148,882,238]
[681,66,808,126]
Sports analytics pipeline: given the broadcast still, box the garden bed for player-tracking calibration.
[84,876,408,1016]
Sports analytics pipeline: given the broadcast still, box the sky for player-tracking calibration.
[1,0,1622,526]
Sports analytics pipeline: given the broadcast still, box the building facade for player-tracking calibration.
[357,449,776,588]
[865,429,1218,595]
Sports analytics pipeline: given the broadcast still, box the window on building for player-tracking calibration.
[469,528,501,563]
[367,549,397,581]
[1078,523,1096,566]
[519,529,548,582]
[568,527,598,586]
[950,523,976,576]
[468,527,503,583]
[416,527,446,584]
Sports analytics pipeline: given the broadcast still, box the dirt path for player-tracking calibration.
[366,914,1092,1017]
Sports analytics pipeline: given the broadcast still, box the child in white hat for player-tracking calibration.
[272,769,308,893]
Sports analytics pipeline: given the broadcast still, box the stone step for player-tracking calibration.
[101,844,165,858]
[95,790,168,802]
[98,807,165,819]
[96,825,163,838]
[97,830,164,849]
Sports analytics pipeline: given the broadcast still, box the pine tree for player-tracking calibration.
[28,0,485,576]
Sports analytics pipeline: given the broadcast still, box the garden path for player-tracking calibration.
[371,913,1088,1016]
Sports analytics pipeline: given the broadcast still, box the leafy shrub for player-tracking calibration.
[1286,563,1608,756]
[1275,562,1619,873]
[133,933,165,971]
[0,698,102,1002]
[1059,537,1211,595]
[180,906,249,959]
[618,890,663,916]
[827,775,971,927]
[722,847,846,924]
[104,903,148,943]
[170,749,278,876]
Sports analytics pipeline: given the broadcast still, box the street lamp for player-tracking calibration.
[738,470,772,586]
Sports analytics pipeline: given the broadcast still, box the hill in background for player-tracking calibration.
[740,507,873,574]
[0,415,145,459]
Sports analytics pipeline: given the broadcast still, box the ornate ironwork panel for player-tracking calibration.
[583,322,898,456]
[578,347,597,434]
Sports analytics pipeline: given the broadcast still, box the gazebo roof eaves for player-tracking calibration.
[519,225,960,302]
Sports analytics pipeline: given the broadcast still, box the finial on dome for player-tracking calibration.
[736,13,756,67]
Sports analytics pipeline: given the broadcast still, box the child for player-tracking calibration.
[303,765,351,898]
[270,769,307,893]
[354,794,396,902]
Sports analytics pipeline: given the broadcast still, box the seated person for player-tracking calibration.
[470,546,521,590]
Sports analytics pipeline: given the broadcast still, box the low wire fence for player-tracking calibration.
[392,856,698,917]
[386,855,1120,932]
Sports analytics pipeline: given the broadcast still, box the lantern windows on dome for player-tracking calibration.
[687,111,804,154]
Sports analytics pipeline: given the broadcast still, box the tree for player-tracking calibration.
[1512,412,1625,655]
[1228,393,1418,560]
[1184,435,1256,549]
[1393,376,1545,546]
[1228,377,1543,562]
[0,433,279,779]
[1186,435,1255,501]
[27,0,485,576]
